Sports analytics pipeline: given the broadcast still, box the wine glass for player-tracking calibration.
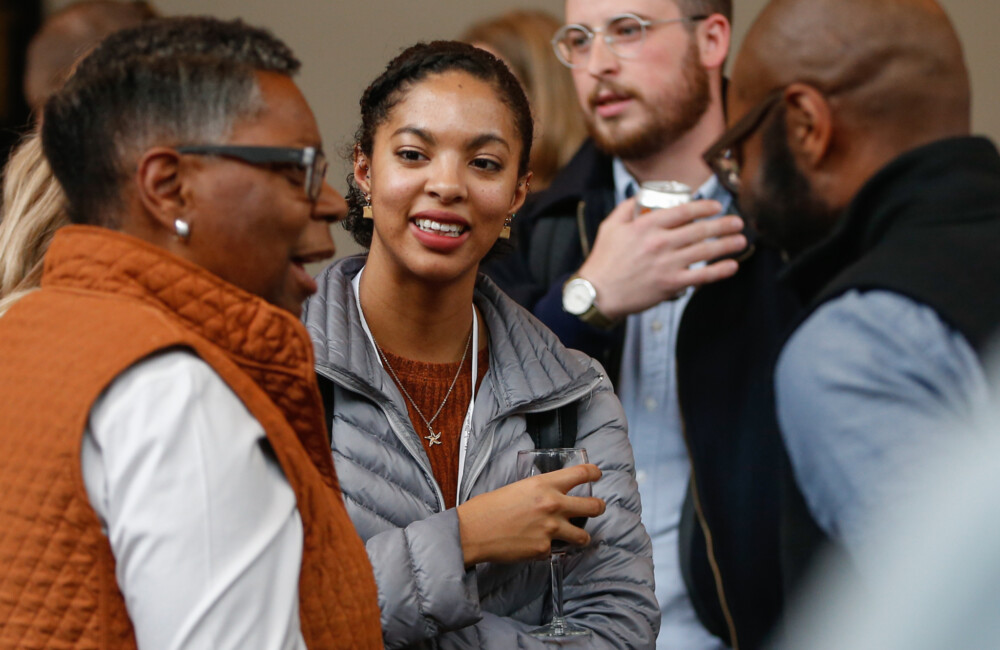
[516,447,593,640]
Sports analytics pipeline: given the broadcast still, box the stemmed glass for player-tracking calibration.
[516,448,593,640]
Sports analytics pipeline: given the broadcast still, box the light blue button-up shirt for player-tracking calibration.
[613,158,732,650]
[776,289,991,556]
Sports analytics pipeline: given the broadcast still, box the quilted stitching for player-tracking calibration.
[1,227,381,648]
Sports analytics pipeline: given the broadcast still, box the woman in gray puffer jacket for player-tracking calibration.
[303,41,657,649]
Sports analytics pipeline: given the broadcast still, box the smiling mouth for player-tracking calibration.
[414,218,467,238]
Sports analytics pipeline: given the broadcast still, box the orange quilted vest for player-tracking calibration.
[0,226,382,649]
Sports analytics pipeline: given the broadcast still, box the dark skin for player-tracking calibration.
[729,0,971,233]
[123,72,345,316]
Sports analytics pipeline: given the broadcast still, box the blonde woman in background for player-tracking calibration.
[461,10,586,191]
[0,133,67,317]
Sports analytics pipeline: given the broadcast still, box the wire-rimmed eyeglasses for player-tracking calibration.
[176,145,328,202]
[552,12,708,69]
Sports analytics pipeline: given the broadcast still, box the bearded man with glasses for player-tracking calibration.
[484,1,798,648]
[715,0,1000,624]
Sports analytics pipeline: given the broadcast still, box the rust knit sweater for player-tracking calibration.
[381,346,489,509]
[0,226,382,649]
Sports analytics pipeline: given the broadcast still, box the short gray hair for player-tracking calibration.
[41,16,300,226]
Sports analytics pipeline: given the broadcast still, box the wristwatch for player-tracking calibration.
[562,275,617,330]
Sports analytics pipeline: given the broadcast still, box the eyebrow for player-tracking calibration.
[392,127,511,152]
[467,133,510,152]
[568,12,654,27]
[393,126,435,144]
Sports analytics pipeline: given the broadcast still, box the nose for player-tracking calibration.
[300,181,344,261]
[313,180,348,224]
[426,157,467,204]
[586,34,619,78]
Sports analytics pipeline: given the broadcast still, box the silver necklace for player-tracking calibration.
[373,328,473,447]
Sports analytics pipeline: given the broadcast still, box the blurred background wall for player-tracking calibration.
[36,0,1000,258]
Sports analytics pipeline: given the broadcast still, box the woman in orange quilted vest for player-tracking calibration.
[0,17,381,649]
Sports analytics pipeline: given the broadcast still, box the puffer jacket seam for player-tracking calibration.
[489,319,586,406]
[597,489,644,514]
[334,450,437,511]
[597,622,630,647]
[592,539,648,555]
[507,592,546,618]
[571,576,653,590]
[345,493,404,529]
[401,526,439,639]
[477,422,520,459]
[592,466,636,482]
[599,597,659,645]
[478,565,537,602]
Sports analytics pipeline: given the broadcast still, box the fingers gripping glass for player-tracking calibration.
[517,448,594,640]
[176,145,328,202]
[702,89,784,195]
[552,13,708,68]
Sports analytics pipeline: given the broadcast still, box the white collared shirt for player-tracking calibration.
[81,350,307,650]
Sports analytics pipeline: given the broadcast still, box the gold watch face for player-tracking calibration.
[563,278,596,315]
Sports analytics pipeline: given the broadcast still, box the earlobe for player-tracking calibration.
[783,84,833,169]
[510,171,531,215]
[135,147,188,235]
[697,14,731,71]
[353,147,371,195]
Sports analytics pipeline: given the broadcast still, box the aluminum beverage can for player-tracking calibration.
[635,180,693,216]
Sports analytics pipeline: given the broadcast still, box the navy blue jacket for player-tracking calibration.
[485,140,800,649]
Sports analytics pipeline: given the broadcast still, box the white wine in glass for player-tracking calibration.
[516,447,593,640]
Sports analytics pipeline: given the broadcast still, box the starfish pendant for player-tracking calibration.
[425,431,442,446]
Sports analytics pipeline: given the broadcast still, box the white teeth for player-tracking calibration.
[415,218,464,237]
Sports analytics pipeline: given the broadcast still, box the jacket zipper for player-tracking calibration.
[582,191,738,643]
[317,366,448,510]
[459,373,604,504]
[678,405,740,650]
[320,366,604,511]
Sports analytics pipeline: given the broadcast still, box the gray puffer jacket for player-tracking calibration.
[303,256,657,649]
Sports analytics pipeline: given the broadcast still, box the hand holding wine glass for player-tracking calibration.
[456,461,603,566]
[516,448,597,640]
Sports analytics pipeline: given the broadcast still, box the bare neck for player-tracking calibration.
[358,251,480,364]
[623,96,726,189]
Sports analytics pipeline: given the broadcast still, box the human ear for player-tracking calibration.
[353,145,372,195]
[782,83,834,170]
[509,171,531,215]
[134,147,188,235]
[696,14,731,72]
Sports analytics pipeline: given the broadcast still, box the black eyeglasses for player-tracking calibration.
[702,88,785,196]
[552,13,708,69]
[176,145,328,202]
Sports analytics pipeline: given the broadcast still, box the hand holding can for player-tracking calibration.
[634,180,692,217]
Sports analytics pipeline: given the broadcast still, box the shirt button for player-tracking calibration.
[636,470,647,484]
[651,320,663,332]
[645,398,657,411]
